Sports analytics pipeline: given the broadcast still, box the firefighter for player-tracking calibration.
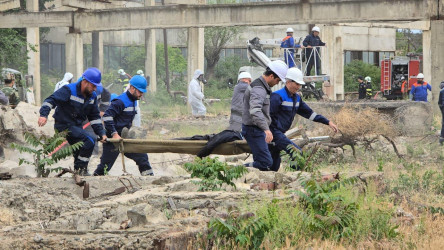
[269,68,338,171]
[242,60,288,171]
[410,73,431,102]
[400,76,408,99]
[93,75,154,176]
[438,81,444,145]
[1,72,20,108]
[38,68,107,176]
[364,76,373,99]
[358,76,366,99]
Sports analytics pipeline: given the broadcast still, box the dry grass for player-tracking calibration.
[0,208,13,226]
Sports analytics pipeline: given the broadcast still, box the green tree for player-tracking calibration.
[155,44,187,85]
[344,60,380,93]
[0,29,29,72]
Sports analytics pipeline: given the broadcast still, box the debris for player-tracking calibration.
[120,219,132,230]
[33,233,43,243]
[0,172,12,180]
[167,197,177,210]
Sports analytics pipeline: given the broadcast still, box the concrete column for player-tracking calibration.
[145,0,157,93]
[187,27,205,84]
[26,0,40,105]
[423,20,444,114]
[92,32,103,72]
[322,25,344,101]
[65,33,84,79]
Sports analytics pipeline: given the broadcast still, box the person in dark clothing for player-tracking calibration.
[196,72,252,158]
[358,76,366,99]
[302,26,326,76]
[94,75,153,176]
[269,68,338,171]
[438,81,444,145]
[38,68,107,176]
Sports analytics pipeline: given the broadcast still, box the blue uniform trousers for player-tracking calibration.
[269,130,301,171]
[56,124,95,170]
[242,125,273,171]
[94,142,152,175]
[284,51,295,68]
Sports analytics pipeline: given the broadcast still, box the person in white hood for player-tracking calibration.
[188,69,207,117]
[54,72,74,92]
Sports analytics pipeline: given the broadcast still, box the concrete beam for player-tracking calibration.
[338,21,431,31]
[61,0,114,10]
[0,11,73,28]
[0,0,20,12]
[0,0,431,31]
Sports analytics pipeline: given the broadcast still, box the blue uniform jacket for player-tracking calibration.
[40,82,105,136]
[281,36,295,53]
[102,91,137,137]
[411,81,431,102]
[270,87,329,133]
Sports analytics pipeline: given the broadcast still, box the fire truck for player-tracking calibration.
[380,56,420,100]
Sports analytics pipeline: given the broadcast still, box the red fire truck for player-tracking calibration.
[380,57,420,100]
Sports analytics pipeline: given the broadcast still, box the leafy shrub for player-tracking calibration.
[184,157,248,191]
[10,131,83,177]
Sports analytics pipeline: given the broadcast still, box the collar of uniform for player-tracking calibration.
[125,90,137,101]
[259,76,271,93]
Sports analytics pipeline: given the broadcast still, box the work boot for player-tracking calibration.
[141,169,154,176]
[78,168,91,176]
[440,137,444,146]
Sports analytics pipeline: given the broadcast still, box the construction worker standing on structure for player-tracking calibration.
[410,73,431,102]
[93,75,154,176]
[269,68,338,171]
[281,27,300,68]
[303,26,325,76]
[242,60,288,171]
[38,68,107,176]
[1,72,20,108]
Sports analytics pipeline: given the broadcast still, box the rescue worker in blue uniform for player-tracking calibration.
[38,68,107,176]
[281,27,301,68]
[93,75,154,176]
[302,26,326,76]
[410,73,431,102]
[269,68,338,171]
[242,60,289,171]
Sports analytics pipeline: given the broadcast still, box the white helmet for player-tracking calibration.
[237,71,252,81]
[137,70,144,75]
[312,26,320,32]
[364,76,371,82]
[285,68,305,85]
[417,73,424,79]
[118,69,125,75]
[268,60,289,82]
[286,27,294,33]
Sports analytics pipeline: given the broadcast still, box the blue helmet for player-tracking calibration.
[95,85,103,95]
[129,75,147,93]
[110,93,118,101]
[82,67,102,87]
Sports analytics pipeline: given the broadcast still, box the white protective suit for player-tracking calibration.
[54,72,74,92]
[188,69,206,116]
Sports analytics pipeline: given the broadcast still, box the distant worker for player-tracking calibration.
[136,70,144,77]
[358,76,366,99]
[281,27,301,68]
[269,68,338,171]
[117,69,131,91]
[0,89,8,105]
[1,72,20,108]
[242,60,288,171]
[364,76,373,99]
[38,68,107,176]
[400,76,409,99]
[410,73,431,102]
[54,72,74,92]
[93,75,154,176]
[188,69,207,117]
[196,72,252,158]
[303,26,326,76]
[439,81,444,145]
